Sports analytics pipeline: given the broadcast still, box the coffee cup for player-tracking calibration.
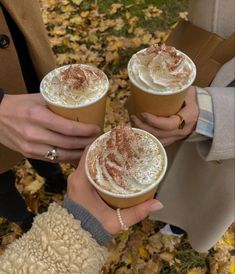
[40,64,109,129]
[127,44,196,118]
[85,125,167,208]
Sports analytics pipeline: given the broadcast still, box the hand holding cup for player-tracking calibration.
[67,147,163,235]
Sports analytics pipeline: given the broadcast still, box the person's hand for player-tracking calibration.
[67,149,163,235]
[0,93,101,163]
[131,86,199,146]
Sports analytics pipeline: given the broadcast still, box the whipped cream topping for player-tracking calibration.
[40,64,109,107]
[128,44,196,93]
[87,125,165,195]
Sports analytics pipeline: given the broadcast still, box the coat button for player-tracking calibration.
[0,34,10,48]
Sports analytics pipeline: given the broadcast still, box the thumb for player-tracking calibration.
[120,199,163,228]
[73,146,90,175]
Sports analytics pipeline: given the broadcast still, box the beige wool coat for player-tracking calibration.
[150,0,235,252]
[0,0,56,173]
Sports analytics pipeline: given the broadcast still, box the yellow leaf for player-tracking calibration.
[105,51,119,63]
[125,11,131,20]
[187,269,205,274]
[61,4,74,13]
[230,261,235,274]
[80,11,89,18]
[142,33,152,44]
[138,247,150,260]
[88,33,98,44]
[128,16,139,27]
[187,271,200,274]
[71,0,83,5]
[69,16,83,25]
[110,3,123,15]
[159,252,174,263]
[179,11,188,20]
[0,217,6,224]
[223,232,234,247]
[114,18,124,31]
[62,38,70,46]
[119,229,131,240]
[24,177,44,195]
[144,5,162,20]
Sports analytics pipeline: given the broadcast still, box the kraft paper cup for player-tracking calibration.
[127,49,196,118]
[40,64,109,129]
[85,128,168,208]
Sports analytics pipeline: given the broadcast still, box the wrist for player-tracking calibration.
[63,196,113,246]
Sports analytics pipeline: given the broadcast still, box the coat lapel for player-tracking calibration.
[1,0,56,80]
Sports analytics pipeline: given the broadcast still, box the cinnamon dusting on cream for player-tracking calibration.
[87,125,165,194]
[128,44,196,93]
[41,64,109,107]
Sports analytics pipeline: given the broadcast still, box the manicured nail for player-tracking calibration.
[95,127,101,134]
[149,201,164,212]
[130,115,136,123]
[141,113,147,120]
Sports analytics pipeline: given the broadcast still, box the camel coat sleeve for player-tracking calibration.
[0,1,56,173]
[0,203,108,274]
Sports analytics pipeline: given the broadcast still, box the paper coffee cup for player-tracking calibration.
[85,128,168,208]
[40,64,109,129]
[127,46,196,118]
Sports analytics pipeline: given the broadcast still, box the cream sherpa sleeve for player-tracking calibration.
[0,203,108,274]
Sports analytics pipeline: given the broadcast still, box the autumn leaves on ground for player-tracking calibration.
[0,0,234,273]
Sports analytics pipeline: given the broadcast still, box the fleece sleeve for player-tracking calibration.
[0,203,108,274]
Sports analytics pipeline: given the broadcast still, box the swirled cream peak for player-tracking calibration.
[87,125,165,195]
[128,44,196,93]
[41,64,108,107]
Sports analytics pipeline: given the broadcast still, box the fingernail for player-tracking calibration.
[141,113,147,120]
[94,127,101,134]
[130,115,136,123]
[149,201,164,212]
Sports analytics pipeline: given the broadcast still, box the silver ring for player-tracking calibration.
[45,148,58,161]
[116,208,129,231]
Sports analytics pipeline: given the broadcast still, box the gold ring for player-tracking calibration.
[176,114,185,129]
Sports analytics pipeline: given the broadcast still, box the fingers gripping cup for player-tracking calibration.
[127,44,196,117]
[85,125,167,208]
[40,64,109,129]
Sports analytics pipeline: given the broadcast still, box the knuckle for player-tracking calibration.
[66,122,77,135]
[26,106,38,120]
[184,127,191,136]
[64,138,83,149]
[80,125,94,136]
[166,124,174,131]
[23,128,35,142]
[133,207,145,222]
[61,140,73,149]
[149,119,158,128]
[20,141,33,155]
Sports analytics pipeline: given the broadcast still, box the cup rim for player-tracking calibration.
[85,128,168,198]
[40,64,109,109]
[127,47,197,96]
